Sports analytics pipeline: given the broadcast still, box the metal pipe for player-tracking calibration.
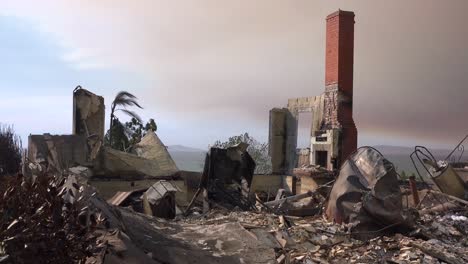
[264,190,315,207]
[409,176,420,206]
[445,134,468,161]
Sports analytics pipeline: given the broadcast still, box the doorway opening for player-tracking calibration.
[315,151,328,167]
[297,112,313,149]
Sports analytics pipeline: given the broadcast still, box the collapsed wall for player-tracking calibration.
[28,134,88,173]
[27,87,179,180]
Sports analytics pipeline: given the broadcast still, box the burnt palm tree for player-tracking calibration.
[109,91,143,144]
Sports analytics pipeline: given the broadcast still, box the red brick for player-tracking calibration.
[325,10,358,165]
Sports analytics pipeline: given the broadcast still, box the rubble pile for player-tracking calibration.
[181,207,468,264]
[1,163,468,263]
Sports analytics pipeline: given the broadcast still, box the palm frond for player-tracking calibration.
[115,91,137,100]
[109,91,143,146]
[113,98,143,109]
[116,109,143,124]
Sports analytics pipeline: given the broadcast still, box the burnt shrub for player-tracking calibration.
[0,124,22,176]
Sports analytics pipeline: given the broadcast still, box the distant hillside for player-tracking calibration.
[167,145,206,172]
[167,144,465,175]
[373,145,451,156]
[373,145,468,175]
[167,145,206,153]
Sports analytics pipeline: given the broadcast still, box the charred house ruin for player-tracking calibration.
[269,10,357,173]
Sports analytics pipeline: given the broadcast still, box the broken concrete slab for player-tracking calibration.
[94,147,177,180]
[94,147,157,179]
[133,132,179,173]
[93,132,178,179]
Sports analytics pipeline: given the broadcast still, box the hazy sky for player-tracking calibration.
[0,0,467,149]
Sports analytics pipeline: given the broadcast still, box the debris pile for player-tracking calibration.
[180,207,468,263]
[2,143,468,264]
[107,180,180,219]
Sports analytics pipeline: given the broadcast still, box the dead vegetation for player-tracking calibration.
[0,125,22,176]
[0,173,103,263]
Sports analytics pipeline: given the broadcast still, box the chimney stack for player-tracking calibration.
[323,10,357,166]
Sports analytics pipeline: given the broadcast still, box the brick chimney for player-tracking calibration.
[325,10,355,93]
[323,10,357,165]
